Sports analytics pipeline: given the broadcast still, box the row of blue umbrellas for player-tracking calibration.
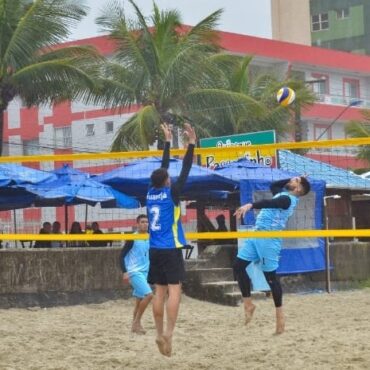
[0,164,139,211]
[0,158,239,212]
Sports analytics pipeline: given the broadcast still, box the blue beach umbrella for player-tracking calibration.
[96,157,238,201]
[0,164,57,211]
[23,165,139,208]
[0,163,56,187]
[215,158,299,182]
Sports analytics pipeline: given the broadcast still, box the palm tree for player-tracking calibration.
[96,0,265,150]
[0,0,102,155]
[345,110,370,163]
[189,54,316,139]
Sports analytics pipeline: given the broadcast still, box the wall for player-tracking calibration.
[271,0,311,45]
[0,248,129,308]
[1,242,369,308]
[329,241,370,281]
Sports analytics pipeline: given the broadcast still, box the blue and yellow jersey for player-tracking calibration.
[146,186,186,249]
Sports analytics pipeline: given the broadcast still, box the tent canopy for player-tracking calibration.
[215,158,299,182]
[23,165,139,209]
[96,157,238,201]
[278,150,370,190]
[0,164,57,211]
[0,163,55,187]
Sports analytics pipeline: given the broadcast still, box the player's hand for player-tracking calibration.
[183,123,196,145]
[122,273,130,285]
[234,203,253,219]
[161,122,172,142]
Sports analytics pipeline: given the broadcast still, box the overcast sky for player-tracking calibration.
[68,0,272,41]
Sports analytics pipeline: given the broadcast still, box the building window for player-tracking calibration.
[86,123,95,136]
[105,121,114,134]
[23,139,40,156]
[310,74,329,100]
[336,8,349,20]
[54,126,72,149]
[343,78,360,102]
[311,13,329,31]
[314,124,332,141]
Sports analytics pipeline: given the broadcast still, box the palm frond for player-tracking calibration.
[3,0,88,70]
[185,89,264,119]
[187,9,223,46]
[111,105,160,150]
[11,58,98,105]
[96,1,159,94]
[127,0,160,78]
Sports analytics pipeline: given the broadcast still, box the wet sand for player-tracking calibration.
[1,289,369,369]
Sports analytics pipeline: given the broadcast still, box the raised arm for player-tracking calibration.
[234,178,292,219]
[251,196,291,210]
[270,179,291,195]
[171,123,196,203]
[160,123,172,169]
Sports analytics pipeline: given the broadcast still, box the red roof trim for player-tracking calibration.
[64,28,370,74]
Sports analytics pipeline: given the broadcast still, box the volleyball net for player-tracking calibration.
[1,137,370,250]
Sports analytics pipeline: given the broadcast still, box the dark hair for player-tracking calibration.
[151,167,169,188]
[216,214,226,224]
[300,177,311,196]
[136,214,148,223]
[52,221,61,232]
[70,221,82,234]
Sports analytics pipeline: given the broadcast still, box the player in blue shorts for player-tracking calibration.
[120,214,152,334]
[147,122,196,356]
[233,176,311,334]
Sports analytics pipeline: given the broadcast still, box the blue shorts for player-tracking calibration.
[237,237,282,272]
[129,271,152,299]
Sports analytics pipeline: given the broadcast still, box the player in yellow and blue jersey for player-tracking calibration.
[147,122,196,357]
[233,176,310,334]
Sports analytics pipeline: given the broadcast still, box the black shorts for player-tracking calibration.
[148,248,185,285]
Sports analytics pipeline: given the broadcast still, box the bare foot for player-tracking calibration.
[163,334,172,357]
[155,336,170,357]
[275,308,285,335]
[131,323,146,335]
[132,327,146,335]
[244,304,256,325]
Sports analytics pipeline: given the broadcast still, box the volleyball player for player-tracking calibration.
[147,122,196,356]
[233,176,311,334]
[120,214,152,334]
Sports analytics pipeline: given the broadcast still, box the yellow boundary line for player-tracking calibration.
[1,137,370,163]
[1,229,370,241]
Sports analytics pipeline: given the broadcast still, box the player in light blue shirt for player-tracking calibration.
[233,176,311,334]
[120,214,152,334]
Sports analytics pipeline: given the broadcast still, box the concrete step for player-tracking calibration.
[186,267,234,283]
[185,258,209,270]
[201,280,240,294]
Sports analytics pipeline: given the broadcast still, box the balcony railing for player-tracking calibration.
[315,94,370,107]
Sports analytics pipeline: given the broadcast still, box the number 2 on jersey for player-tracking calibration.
[150,206,161,231]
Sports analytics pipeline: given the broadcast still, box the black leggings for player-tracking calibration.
[233,257,283,308]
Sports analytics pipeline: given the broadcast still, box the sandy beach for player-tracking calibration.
[1,289,369,370]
